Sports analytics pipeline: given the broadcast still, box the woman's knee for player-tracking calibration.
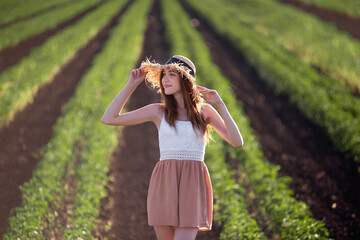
[154,226,175,240]
[174,227,198,240]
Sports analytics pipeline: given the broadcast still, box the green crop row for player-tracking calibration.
[185,0,360,162]
[0,0,126,126]
[2,0,147,238]
[0,0,70,25]
[0,0,101,49]
[162,0,331,239]
[291,0,360,18]
[63,0,153,238]
[206,136,267,239]
[225,0,360,94]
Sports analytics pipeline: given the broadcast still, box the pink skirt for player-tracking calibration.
[147,159,213,231]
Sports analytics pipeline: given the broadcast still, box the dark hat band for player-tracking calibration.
[165,57,195,77]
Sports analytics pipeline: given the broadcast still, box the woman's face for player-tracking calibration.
[161,67,182,95]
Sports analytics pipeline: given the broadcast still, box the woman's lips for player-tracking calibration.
[164,84,172,88]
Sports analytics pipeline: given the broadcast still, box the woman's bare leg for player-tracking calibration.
[174,227,198,240]
[154,226,175,240]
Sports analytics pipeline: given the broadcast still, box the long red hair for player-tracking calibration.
[159,70,210,140]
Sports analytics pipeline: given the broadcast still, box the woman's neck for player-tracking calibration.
[174,92,185,109]
[173,93,188,120]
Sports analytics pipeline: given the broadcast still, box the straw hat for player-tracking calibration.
[141,55,196,91]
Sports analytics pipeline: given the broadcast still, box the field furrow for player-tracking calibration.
[281,0,360,18]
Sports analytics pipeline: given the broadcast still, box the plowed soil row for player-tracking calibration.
[0,0,102,74]
[180,1,360,239]
[0,1,133,237]
[279,0,360,41]
[97,1,221,239]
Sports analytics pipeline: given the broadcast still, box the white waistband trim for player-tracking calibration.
[160,150,204,161]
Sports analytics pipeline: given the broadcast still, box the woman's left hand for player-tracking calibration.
[197,85,224,107]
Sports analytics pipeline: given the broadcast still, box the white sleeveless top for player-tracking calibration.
[158,115,206,161]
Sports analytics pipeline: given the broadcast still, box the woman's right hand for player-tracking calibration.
[128,67,147,86]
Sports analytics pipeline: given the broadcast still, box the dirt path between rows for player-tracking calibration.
[0,1,133,237]
[181,1,360,239]
[279,0,360,41]
[0,0,102,74]
[96,1,221,239]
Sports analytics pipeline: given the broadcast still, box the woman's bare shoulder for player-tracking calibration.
[200,103,214,119]
[201,103,212,110]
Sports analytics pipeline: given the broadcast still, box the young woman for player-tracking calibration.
[101,55,243,240]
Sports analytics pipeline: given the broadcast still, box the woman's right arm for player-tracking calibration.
[101,67,161,126]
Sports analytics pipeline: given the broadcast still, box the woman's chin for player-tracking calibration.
[164,89,174,95]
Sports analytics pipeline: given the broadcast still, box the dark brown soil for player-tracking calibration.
[279,0,360,41]
[180,1,360,239]
[0,1,133,237]
[0,0,102,74]
[103,86,160,240]
[97,0,221,239]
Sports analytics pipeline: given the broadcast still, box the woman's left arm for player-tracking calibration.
[198,86,244,148]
